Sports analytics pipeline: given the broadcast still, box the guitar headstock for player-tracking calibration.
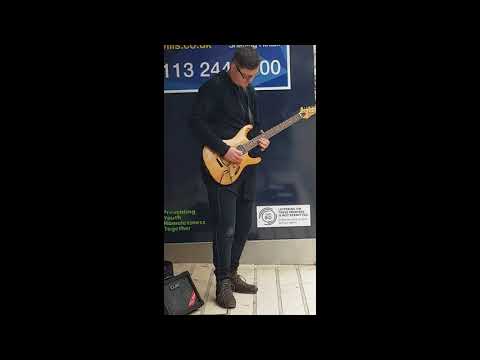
[299,105,316,120]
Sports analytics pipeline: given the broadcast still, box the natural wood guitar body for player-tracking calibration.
[202,125,261,185]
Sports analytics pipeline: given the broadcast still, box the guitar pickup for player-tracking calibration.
[216,158,224,167]
[237,145,246,154]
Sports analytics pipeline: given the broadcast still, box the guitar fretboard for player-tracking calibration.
[237,113,304,153]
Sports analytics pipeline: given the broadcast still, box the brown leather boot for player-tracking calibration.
[230,270,258,294]
[216,278,236,309]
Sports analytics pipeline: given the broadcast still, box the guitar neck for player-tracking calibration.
[240,113,303,153]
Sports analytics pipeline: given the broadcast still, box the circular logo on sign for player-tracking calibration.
[259,207,277,225]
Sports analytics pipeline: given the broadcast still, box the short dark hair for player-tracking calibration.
[232,46,261,70]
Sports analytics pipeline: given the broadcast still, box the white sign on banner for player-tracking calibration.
[256,205,311,228]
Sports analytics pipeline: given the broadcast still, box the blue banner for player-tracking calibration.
[164,45,315,243]
[163,45,291,93]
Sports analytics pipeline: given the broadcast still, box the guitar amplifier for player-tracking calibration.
[164,270,204,315]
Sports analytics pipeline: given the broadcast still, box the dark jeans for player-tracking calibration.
[205,185,254,282]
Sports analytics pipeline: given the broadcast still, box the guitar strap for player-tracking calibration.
[240,87,253,125]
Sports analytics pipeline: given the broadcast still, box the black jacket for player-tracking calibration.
[190,70,265,200]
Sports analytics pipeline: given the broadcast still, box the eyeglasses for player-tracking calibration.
[235,63,257,81]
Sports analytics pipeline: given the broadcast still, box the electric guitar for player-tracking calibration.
[202,105,316,185]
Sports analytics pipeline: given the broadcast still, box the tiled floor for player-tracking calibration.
[172,263,316,315]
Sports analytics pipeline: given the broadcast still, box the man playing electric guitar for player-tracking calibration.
[190,46,269,309]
